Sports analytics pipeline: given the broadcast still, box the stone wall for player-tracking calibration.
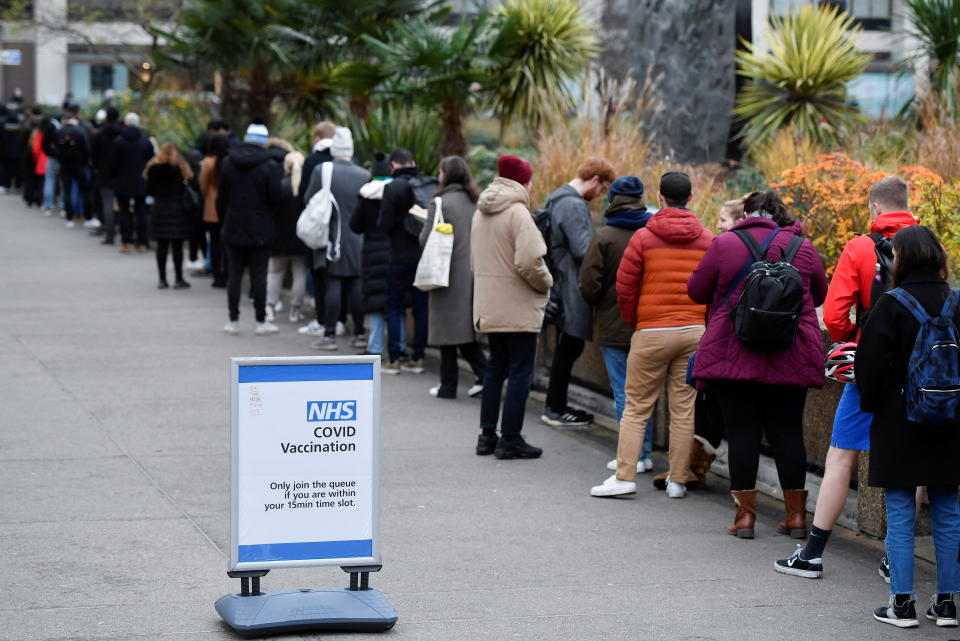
[598,0,737,164]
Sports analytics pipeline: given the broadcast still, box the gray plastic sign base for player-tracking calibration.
[215,588,397,638]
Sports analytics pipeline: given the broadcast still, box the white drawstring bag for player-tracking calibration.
[296,162,341,261]
[414,197,454,291]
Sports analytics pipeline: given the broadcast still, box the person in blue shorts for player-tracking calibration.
[775,176,917,579]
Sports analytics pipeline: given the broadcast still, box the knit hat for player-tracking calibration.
[123,112,140,127]
[371,151,391,178]
[331,126,354,158]
[244,123,269,145]
[95,109,107,124]
[608,176,644,202]
[497,154,533,186]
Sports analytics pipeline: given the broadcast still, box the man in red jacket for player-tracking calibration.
[776,176,916,579]
[591,172,714,499]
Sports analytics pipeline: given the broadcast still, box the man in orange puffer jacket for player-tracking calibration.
[590,172,714,499]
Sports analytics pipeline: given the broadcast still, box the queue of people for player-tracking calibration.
[13,104,958,629]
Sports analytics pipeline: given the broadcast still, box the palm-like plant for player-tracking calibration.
[903,0,960,97]
[734,5,871,145]
[362,14,495,157]
[490,0,598,131]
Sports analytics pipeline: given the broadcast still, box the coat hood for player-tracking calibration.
[101,122,122,140]
[121,125,142,141]
[645,207,706,243]
[359,178,392,200]
[229,143,276,169]
[871,211,917,236]
[477,177,529,215]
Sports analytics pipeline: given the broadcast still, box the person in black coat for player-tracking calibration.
[145,143,193,290]
[856,225,960,628]
[109,113,154,252]
[377,147,429,373]
[216,123,283,334]
[91,107,122,244]
[267,151,308,323]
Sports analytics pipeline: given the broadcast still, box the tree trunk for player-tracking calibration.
[246,57,274,126]
[439,100,466,158]
[349,94,371,120]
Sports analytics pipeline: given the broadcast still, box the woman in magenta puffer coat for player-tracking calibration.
[687,190,827,540]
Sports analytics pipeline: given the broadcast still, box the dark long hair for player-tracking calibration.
[209,132,231,181]
[891,225,948,286]
[743,190,794,227]
[436,155,479,203]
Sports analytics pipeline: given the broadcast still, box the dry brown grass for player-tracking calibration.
[914,89,960,181]
[747,127,824,181]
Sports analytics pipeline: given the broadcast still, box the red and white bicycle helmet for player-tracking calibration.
[824,342,857,383]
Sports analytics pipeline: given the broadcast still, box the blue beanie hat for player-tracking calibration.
[608,176,644,202]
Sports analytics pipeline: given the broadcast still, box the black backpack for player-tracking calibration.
[726,227,805,351]
[856,231,895,328]
[531,192,578,324]
[57,126,84,167]
[402,174,440,238]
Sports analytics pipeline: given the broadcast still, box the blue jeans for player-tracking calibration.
[885,486,960,595]
[367,312,405,356]
[601,346,653,458]
[385,263,428,363]
[43,156,60,209]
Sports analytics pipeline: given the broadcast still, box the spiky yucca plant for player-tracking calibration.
[735,5,871,145]
[491,0,598,131]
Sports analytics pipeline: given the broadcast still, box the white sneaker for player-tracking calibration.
[288,306,303,323]
[335,321,346,336]
[265,304,276,322]
[666,478,687,499]
[606,458,647,474]
[641,456,654,472]
[298,320,325,336]
[43,207,53,217]
[274,299,284,313]
[467,383,483,397]
[429,385,440,397]
[223,321,239,335]
[590,475,637,497]
[255,322,279,335]
[65,220,75,228]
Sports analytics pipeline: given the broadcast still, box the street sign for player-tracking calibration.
[229,356,381,570]
[0,50,21,66]
[218,355,396,636]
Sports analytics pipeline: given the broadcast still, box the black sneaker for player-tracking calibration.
[476,432,498,456]
[540,408,591,427]
[927,594,958,627]
[774,545,823,579]
[494,435,542,460]
[879,556,890,584]
[874,595,919,628]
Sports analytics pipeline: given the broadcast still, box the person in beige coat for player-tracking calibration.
[471,155,552,460]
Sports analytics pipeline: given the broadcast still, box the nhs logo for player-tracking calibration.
[306,400,357,422]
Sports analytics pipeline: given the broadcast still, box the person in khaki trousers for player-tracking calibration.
[590,172,713,499]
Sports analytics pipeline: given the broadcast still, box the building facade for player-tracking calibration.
[0,0,173,107]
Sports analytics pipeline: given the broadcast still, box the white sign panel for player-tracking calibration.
[229,356,381,571]
[0,50,21,65]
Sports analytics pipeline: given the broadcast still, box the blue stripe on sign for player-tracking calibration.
[239,363,373,383]
[239,539,373,562]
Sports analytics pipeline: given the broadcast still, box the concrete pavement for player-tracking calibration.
[1,196,953,641]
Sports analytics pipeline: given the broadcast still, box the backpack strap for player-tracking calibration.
[940,288,960,319]
[886,287,931,324]
[781,234,804,263]
[721,227,782,310]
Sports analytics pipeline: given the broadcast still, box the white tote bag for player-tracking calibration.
[296,162,341,261]
[414,197,454,291]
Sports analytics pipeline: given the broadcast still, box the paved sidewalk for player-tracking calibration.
[1,197,952,641]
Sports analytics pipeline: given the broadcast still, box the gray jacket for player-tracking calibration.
[545,184,593,341]
[305,159,371,276]
[419,184,477,345]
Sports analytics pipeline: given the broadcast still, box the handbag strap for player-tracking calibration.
[434,196,444,226]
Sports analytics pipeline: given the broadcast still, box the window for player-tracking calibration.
[770,0,809,13]
[90,65,113,93]
[848,0,892,30]
[0,1,33,19]
[68,0,179,22]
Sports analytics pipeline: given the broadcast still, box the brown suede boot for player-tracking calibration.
[777,489,808,539]
[689,439,715,485]
[727,490,757,539]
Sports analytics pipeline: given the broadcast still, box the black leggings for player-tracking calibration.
[437,343,488,398]
[713,381,808,491]
[204,221,224,283]
[545,332,585,412]
[227,246,270,322]
[324,275,363,337]
[155,239,184,282]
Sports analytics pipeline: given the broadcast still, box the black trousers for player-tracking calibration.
[712,381,808,492]
[695,390,726,450]
[545,331,585,412]
[323,275,363,337]
[311,264,327,325]
[117,195,148,246]
[437,343,489,398]
[480,332,537,436]
[188,217,207,261]
[227,246,270,322]
[156,239,184,282]
[204,221,224,284]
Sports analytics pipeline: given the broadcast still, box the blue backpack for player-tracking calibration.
[886,287,960,426]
